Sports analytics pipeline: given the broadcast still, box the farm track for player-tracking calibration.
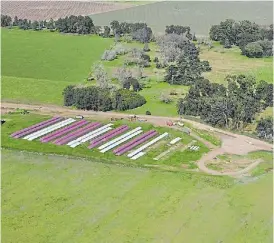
[1,102,272,176]
[1,1,136,20]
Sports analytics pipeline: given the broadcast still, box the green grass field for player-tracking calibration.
[2,28,113,82]
[2,149,273,243]
[1,113,209,170]
[1,76,78,105]
[200,46,273,84]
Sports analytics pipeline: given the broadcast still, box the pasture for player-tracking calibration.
[200,46,273,84]
[1,28,113,81]
[2,149,273,243]
[1,76,76,105]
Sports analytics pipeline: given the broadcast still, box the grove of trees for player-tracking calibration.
[63,85,146,111]
[1,14,95,34]
[156,33,211,85]
[177,75,273,130]
[209,19,273,57]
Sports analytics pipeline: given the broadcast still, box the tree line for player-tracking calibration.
[177,75,273,131]
[63,85,146,111]
[1,14,156,42]
[1,14,95,34]
[209,19,273,58]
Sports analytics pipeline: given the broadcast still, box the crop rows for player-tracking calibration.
[11,117,63,138]
[114,130,158,156]
[1,1,133,21]
[23,118,75,141]
[11,118,173,160]
[88,125,129,149]
[40,120,88,143]
[54,122,101,145]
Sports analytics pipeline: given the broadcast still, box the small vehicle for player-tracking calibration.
[75,115,84,119]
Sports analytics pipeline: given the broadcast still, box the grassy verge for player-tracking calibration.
[248,151,273,177]
[1,113,209,171]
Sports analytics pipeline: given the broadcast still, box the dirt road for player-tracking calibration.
[2,102,272,176]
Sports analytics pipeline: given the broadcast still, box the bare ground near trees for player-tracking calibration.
[2,102,272,176]
[1,1,135,21]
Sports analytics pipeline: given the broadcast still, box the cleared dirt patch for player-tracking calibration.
[206,154,262,173]
[1,1,134,20]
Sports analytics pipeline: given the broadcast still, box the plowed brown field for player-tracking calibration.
[1,1,134,20]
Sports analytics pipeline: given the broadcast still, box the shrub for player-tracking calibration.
[156,63,162,69]
[244,42,263,58]
[142,53,151,62]
[122,34,133,43]
[113,44,129,55]
[146,111,151,115]
[255,40,273,57]
[101,50,117,61]
[154,57,159,63]
[160,93,172,104]
[170,90,178,95]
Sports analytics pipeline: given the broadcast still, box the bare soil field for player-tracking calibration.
[1,1,134,20]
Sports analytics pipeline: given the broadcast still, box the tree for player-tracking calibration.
[132,26,152,43]
[31,20,40,30]
[103,26,110,38]
[209,25,222,41]
[13,16,19,26]
[176,74,269,131]
[255,40,273,57]
[160,93,172,103]
[192,33,197,41]
[256,117,273,140]
[63,85,75,106]
[114,66,132,87]
[244,42,263,57]
[93,62,111,89]
[224,38,231,48]
[1,15,12,27]
[47,18,55,31]
[143,42,150,52]
[101,50,117,61]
